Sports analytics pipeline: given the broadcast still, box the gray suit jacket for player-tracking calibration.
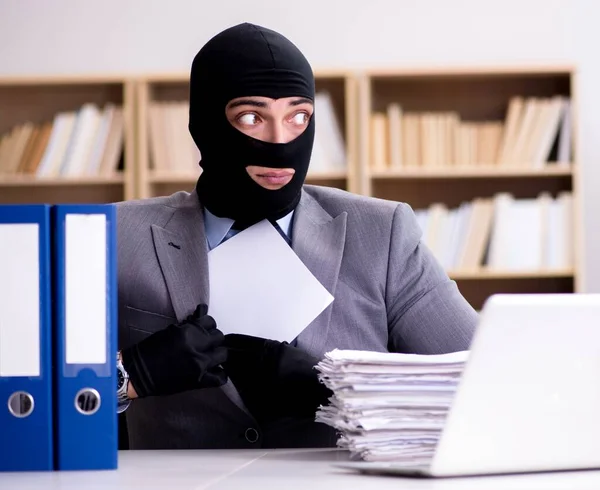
[117,185,478,449]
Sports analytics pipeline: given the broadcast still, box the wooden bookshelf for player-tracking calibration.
[371,166,573,179]
[0,68,585,310]
[135,71,359,199]
[358,65,582,309]
[0,76,135,204]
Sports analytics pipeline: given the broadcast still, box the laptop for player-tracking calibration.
[336,293,600,477]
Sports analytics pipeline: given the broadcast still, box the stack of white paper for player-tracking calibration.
[315,349,469,466]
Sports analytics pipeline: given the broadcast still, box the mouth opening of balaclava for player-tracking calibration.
[188,22,316,228]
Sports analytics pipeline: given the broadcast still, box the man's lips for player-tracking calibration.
[256,170,295,185]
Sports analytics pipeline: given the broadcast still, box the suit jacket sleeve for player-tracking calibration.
[385,203,478,354]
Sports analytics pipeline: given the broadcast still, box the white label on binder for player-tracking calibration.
[0,224,40,377]
[66,214,107,365]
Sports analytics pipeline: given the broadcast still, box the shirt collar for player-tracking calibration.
[203,208,295,250]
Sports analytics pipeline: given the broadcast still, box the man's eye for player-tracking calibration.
[291,112,309,125]
[238,113,259,125]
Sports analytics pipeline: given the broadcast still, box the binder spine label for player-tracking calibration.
[65,214,107,366]
[0,224,40,377]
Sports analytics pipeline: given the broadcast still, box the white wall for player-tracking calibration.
[1,0,598,290]
[0,0,579,73]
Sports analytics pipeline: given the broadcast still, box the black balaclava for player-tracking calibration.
[189,23,315,228]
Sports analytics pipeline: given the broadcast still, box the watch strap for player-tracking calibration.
[116,351,131,412]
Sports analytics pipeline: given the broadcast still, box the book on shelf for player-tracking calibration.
[310,91,347,174]
[147,90,347,177]
[0,103,124,179]
[371,96,572,170]
[148,100,200,176]
[414,191,574,274]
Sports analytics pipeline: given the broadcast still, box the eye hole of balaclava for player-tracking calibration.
[224,95,314,145]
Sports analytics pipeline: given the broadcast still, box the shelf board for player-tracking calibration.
[0,174,125,187]
[149,171,348,184]
[371,165,573,179]
[149,172,199,184]
[449,269,575,280]
[364,64,575,78]
[138,69,353,84]
[0,74,132,86]
[306,171,347,180]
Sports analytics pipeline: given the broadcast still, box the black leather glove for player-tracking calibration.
[223,334,332,423]
[122,304,227,398]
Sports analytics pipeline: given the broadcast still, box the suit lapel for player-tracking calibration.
[292,190,347,353]
[150,193,254,418]
[151,193,209,322]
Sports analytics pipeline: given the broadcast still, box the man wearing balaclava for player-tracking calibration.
[189,22,315,228]
[115,23,478,450]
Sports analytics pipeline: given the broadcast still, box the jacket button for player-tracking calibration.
[245,428,259,443]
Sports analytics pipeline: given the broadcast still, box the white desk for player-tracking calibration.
[2,449,600,489]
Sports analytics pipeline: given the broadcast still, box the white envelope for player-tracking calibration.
[207,219,334,343]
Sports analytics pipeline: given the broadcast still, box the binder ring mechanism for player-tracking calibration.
[7,391,35,418]
[75,388,101,416]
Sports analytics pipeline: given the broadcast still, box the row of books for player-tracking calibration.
[371,96,572,170]
[148,101,199,175]
[0,103,123,178]
[147,91,347,175]
[414,191,574,272]
[0,94,571,179]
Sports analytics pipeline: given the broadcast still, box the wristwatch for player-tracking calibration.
[116,351,131,413]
